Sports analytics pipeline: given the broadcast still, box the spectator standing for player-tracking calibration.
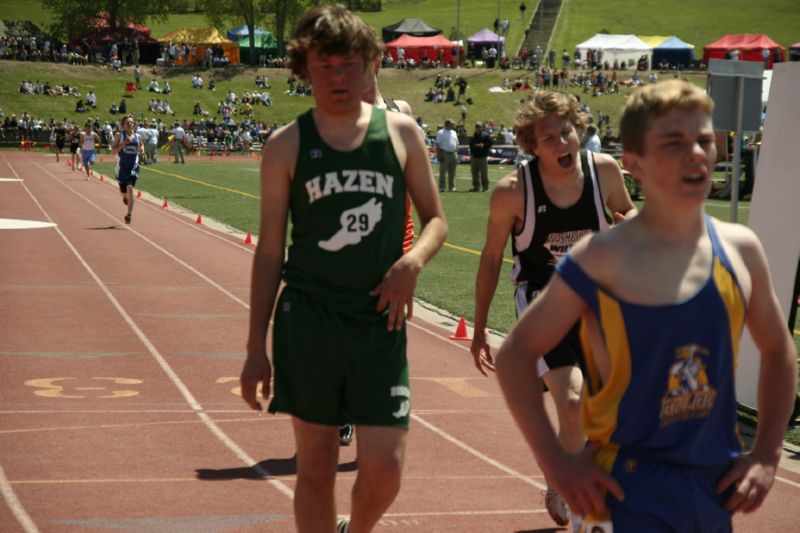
[170,121,186,163]
[469,122,492,191]
[436,119,459,192]
[134,65,142,89]
[583,124,602,153]
[519,2,527,20]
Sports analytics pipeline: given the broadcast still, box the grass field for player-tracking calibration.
[550,0,800,56]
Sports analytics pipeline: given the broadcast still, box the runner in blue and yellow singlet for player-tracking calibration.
[496,80,796,532]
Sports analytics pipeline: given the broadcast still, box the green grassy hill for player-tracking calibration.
[0,60,708,137]
[550,0,800,54]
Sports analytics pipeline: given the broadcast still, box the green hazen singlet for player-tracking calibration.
[283,107,407,322]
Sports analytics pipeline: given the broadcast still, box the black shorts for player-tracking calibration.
[117,176,137,192]
[55,140,65,149]
[69,144,79,154]
[514,283,586,376]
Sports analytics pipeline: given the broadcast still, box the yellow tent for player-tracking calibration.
[156,28,240,65]
[638,35,670,48]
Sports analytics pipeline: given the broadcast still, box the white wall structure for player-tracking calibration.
[736,62,800,410]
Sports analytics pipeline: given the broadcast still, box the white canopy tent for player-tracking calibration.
[575,34,652,67]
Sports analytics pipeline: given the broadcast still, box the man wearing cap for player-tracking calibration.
[170,121,185,163]
[435,119,459,192]
[469,121,492,192]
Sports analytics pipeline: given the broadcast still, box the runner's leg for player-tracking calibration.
[349,426,407,533]
[292,417,340,533]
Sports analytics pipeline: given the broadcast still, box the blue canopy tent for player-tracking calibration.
[652,36,695,69]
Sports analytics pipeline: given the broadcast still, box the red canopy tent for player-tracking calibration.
[385,34,461,65]
[703,34,784,68]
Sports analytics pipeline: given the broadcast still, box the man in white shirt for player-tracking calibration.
[170,122,185,164]
[148,121,160,163]
[583,124,602,153]
[435,119,459,192]
[136,123,152,164]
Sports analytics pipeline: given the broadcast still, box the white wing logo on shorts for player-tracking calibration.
[391,385,410,419]
[318,198,383,252]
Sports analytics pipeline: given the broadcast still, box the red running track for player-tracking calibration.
[1,151,799,532]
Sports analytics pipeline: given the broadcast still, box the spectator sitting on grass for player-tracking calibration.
[162,81,171,94]
[208,79,216,91]
[192,75,203,88]
[108,102,118,115]
[86,91,96,108]
[148,79,160,93]
[75,99,88,113]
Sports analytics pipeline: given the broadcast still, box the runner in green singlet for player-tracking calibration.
[240,6,447,533]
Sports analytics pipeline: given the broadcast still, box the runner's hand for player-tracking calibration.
[370,255,421,331]
[545,443,624,518]
[240,351,271,412]
[470,328,495,376]
[717,452,777,514]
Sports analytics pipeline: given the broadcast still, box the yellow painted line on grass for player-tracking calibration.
[144,166,260,200]
[443,242,513,265]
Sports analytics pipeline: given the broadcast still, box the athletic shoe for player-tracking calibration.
[124,213,132,225]
[336,518,349,533]
[449,187,457,192]
[545,487,570,526]
[339,424,354,446]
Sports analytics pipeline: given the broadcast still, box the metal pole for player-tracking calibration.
[730,76,744,222]
[456,0,461,41]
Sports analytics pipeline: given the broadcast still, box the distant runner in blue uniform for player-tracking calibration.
[110,115,144,225]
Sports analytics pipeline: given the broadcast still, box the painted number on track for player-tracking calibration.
[25,377,142,398]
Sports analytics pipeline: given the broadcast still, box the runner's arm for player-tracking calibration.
[471,171,519,375]
[717,226,797,513]
[372,113,448,331]
[241,123,297,411]
[496,271,623,516]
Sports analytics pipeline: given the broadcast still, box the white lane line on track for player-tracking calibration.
[23,154,799,501]
[0,464,39,533]
[12,158,295,503]
[410,413,547,491]
[30,161,249,309]
[26,154,549,493]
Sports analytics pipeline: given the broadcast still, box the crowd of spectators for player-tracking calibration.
[18,80,81,96]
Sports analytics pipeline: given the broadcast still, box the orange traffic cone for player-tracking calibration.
[136,190,142,199]
[195,214,203,224]
[162,198,169,209]
[243,231,253,245]
[449,317,471,341]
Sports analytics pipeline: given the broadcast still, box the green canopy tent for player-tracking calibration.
[236,30,278,65]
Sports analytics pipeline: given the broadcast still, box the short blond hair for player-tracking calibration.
[620,80,713,155]
[514,92,588,153]
[287,5,384,82]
